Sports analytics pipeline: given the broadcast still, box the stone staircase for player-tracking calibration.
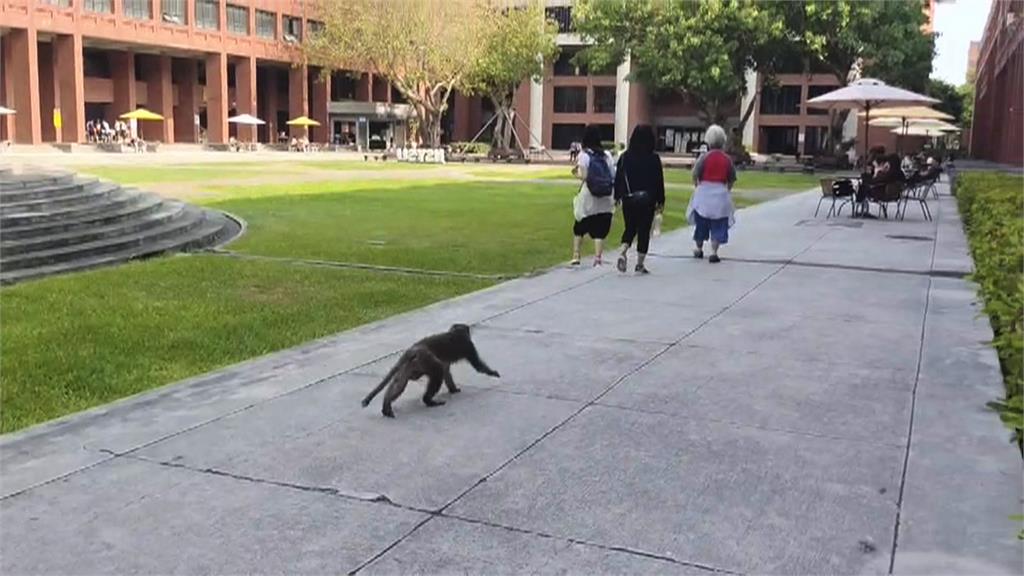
[0,169,241,284]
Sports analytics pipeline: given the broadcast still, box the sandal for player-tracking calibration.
[616,255,628,273]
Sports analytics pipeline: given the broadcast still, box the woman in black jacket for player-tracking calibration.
[614,125,665,274]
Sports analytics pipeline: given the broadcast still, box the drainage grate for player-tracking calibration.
[886,234,934,242]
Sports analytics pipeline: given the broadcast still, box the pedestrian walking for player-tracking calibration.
[687,124,736,263]
[570,125,616,267]
[614,125,665,275]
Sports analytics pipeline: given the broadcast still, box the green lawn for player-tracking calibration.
[207,179,692,275]
[0,162,796,433]
[0,256,490,433]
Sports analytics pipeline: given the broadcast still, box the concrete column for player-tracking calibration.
[310,68,330,143]
[37,42,57,142]
[235,56,257,142]
[614,58,629,147]
[261,67,279,142]
[55,34,85,143]
[205,52,228,144]
[144,55,174,142]
[173,58,198,143]
[529,65,544,148]
[8,28,42,144]
[110,51,136,121]
[288,63,308,138]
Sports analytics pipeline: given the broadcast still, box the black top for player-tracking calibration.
[613,150,666,206]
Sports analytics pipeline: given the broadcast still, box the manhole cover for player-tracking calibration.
[886,234,933,241]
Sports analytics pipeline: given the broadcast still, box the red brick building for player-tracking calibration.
[969,0,1024,166]
[0,0,409,147]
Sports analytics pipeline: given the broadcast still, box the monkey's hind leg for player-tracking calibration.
[443,367,460,394]
[422,360,447,408]
[381,375,411,418]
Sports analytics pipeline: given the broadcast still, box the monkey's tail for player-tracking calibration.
[361,358,402,407]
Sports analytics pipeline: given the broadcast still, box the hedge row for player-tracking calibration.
[956,172,1024,448]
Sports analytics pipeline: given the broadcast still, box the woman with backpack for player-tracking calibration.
[614,125,665,275]
[687,124,736,263]
[570,125,616,267]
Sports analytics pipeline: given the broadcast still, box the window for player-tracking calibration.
[593,86,616,113]
[553,87,587,113]
[760,126,799,155]
[551,123,585,150]
[84,0,112,13]
[804,126,830,155]
[41,0,72,8]
[760,85,801,115]
[331,72,357,100]
[553,47,585,77]
[226,4,249,35]
[196,0,220,30]
[283,16,302,43]
[308,20,324,39]
[161,0,186,24]
[256,10,276,39]
[806,85,834,115]
[83,49,111,78]
[123,0,151,20]
[545,6,573,33]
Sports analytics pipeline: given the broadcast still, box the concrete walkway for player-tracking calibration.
[2,182,1020,575]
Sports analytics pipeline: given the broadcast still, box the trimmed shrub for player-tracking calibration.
[956,172,1024,451]
[450,142,491,155]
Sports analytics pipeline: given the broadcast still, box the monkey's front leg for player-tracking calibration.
[443,367,460,394]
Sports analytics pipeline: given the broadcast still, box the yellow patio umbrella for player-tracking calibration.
[857,105,954,121]
[285,116,320,127]
[119,108,164,121]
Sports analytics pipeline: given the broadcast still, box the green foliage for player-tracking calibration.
[959,81,976,126]
[957,172,1024,449]
[574,0,784,125]
[450,141,491,155]
[926,78,966,125]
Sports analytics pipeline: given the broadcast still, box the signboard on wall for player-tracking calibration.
[395,147,446,164]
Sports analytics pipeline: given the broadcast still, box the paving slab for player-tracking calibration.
[0,457,427,575]
[362,516,709,575]
[599,343,914,444]
[136,372,581,511]
[448,405,903,574]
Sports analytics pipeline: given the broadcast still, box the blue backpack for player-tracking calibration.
[585,150,614,197]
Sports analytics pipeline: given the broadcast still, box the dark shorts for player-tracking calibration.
[692,213,729,244]
[573,213,613,239]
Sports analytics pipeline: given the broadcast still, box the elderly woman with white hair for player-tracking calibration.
[687,124,736,263]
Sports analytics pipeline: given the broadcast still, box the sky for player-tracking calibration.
[931,0,993,86]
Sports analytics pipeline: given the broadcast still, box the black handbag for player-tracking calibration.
[622,169,652,207]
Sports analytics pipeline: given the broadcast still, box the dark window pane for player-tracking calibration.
[553,87,587,113]
[593,86,616,113]
[806,85,834,115]
[760,85,801,115]
[545,6,573,33]
[552,123,585,149]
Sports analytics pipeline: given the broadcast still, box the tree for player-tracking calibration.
[305,0,489,147]
[926,78,965,125]
[461,1,559,155]
[958,81,975,126]
[777,0,936,150]
[574,0,785,135]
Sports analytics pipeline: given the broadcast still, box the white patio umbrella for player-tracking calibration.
[228,113,265,144]
[806,78,938,162]
[892,124,961,137]
[872,118,960,131]
[0,106,16,115]
[227,113,266,125]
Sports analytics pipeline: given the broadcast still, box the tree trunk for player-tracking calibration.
[489,92,514,154]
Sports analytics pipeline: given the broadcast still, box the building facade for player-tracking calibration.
[0,0,410,147]
[969,0,1023,166]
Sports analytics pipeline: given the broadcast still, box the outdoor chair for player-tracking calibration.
[897,180,932,221]
[815,177,854,218]
[866,181,903,219]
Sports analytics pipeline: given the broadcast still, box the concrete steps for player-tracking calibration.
[0,170,241,284]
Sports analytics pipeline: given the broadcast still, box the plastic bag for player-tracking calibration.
[652,212,664,237]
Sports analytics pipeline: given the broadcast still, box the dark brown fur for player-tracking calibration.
[361,324,500,418]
